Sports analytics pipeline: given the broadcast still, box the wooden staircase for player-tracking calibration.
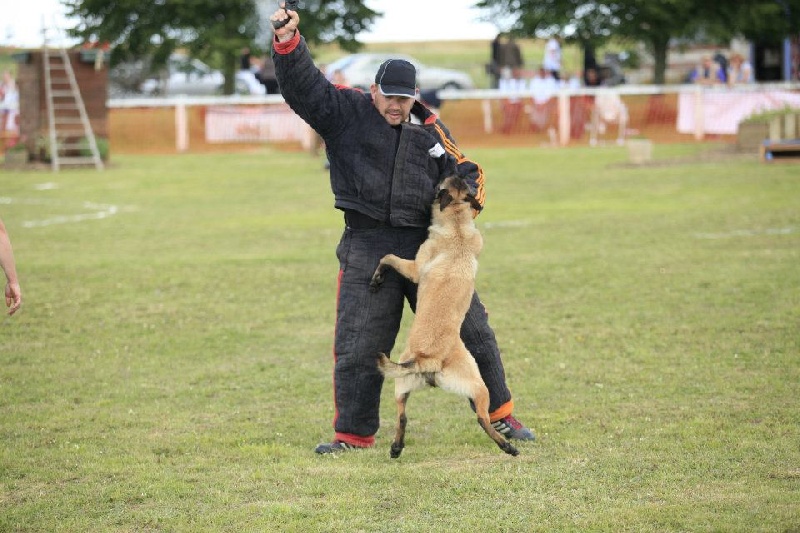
[42,45,104,171]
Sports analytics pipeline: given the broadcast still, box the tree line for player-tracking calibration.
[65,0,800,90]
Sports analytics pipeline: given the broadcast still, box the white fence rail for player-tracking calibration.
[107,82,800,151]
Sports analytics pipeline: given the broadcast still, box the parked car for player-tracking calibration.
[140,54,265,96]
[325,53,474,92]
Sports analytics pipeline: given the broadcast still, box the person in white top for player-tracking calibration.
[528,66,558,132]
[543,35,562,80]
[529,67,558,102]
[498,67,527,134]
[727,53,754,86]
[0,70,20,134]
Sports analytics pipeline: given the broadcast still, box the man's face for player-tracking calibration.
[370,85,416,126]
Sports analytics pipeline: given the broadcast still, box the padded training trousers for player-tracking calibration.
[331,225,513,443]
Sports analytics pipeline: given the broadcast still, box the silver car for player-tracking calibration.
[325,53,474,92]
[140,54,265,96]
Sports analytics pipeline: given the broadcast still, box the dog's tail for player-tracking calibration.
[377,353,440,382]
[377,353,415,378]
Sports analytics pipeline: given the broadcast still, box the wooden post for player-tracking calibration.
[175,98,188,152]
[482,99,493,134]
[558,90,570,146]
[693,86,705,141]
[769,117,782,141]
[784,113,797,140]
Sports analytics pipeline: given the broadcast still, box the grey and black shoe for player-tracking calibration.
[314,440,364,454]
[492,415,536,441]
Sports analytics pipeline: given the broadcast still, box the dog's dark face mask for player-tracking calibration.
[436,188,454,211]
[437,177,481,212]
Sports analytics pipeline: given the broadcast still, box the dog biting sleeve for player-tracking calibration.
[431,122,485,212]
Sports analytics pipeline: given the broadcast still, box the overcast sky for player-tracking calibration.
[5,0,500,48]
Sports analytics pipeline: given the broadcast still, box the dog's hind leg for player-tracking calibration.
[379,354,427,458]
[473,386,519,456]
[439,353,519,457]
[391,389,411,459]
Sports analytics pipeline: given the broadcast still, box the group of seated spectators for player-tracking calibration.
[496,65,614,137]
[689,52,754,86]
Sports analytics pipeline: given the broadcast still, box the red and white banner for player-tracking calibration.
[678,90,800,135]
[205,104,307,143]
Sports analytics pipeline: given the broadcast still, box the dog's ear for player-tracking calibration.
[463,182,481,211]
[437,189,454,211]
[466,194,482,212]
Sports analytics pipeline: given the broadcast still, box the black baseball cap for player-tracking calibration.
[375,59,417,97]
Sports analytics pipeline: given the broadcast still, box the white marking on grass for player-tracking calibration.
[694,227,795,239]
[0,197,122,228]
[481,220,531,230]
[23,203,119,228]
[34,182,60,190]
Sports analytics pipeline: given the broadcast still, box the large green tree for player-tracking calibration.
[474,0,706,84]
[474,0,800,84]
[708,0,800,44]
[63,0,379,94]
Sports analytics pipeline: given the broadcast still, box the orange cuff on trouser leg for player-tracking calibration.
[334,432,375,448]
[489,399,514,423]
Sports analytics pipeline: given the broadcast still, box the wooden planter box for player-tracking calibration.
[736,121,769,152]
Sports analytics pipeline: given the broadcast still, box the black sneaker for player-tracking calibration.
[492,415,536,441]
[314,440,364,454]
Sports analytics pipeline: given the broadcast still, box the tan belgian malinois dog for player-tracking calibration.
[369,176,519,458]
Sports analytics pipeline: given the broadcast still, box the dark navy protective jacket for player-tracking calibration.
[273,32,486,228]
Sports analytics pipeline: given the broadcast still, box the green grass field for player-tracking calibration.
[1,144,798,531]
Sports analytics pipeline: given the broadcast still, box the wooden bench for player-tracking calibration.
[761,139,800,162]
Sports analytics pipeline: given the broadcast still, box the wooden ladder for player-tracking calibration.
[42,45,104,171]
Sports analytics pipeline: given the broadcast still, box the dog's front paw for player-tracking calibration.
[369,272,385,292]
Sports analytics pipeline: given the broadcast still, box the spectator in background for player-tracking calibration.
[543,35,562,80]
[582,41,598,86]
[579,67,602,143]
[727,53,754,86]
[564,71,582,90]
[419,88,442,114]
[488,33,503,88]
[690,55,726,85]
[498,67,526,134]
[240,47,252,71]
[584,67,603,88]
[502,36,524,75]
[528,66,558,133]
[0,217,22,316]
[329,68,347,86]
[256,53,279,94]
[713,50,729,77]
[0,70,20,136]
[489,33,523,89]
